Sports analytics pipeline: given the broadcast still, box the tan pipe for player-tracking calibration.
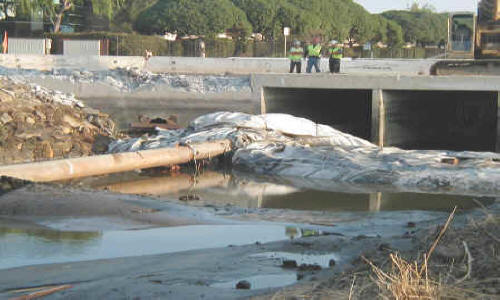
[0,140,232,182]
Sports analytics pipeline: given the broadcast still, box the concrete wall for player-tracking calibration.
[0,54,438,75]
[258,74,500,152]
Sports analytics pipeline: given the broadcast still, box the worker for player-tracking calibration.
[305,37,322,73]
[328,40,343,74]
[288,40,304,73]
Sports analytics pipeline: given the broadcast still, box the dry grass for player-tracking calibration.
[364,207,457,300]
[256,205,499,300]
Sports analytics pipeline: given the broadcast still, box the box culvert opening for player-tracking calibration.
[263,87,372,140]
[383,90,498,152]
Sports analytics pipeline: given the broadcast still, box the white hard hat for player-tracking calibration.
[329,40,338,45]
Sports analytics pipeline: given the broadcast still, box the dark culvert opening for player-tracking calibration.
[383,90,498,152]
[263,87,373,140]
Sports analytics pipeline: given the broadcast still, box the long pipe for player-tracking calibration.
[0,140,232,182]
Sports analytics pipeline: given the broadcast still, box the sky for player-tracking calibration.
[354,0,478,13]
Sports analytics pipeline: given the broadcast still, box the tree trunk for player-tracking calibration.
[53,0,72,33]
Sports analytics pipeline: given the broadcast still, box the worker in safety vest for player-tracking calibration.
[328,40,343,74]
[289,40,304,73]
[304,37,322,73]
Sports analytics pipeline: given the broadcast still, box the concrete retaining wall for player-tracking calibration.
[0,54,438,75]
[258,74,500,152]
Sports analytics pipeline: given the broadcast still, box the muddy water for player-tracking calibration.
[82,98,258,128]
[83,171,496,213]
[0,223,290,270]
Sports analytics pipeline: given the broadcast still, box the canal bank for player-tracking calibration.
[3,66,499,152]
[0,62,499,299]
[0,176,498,300]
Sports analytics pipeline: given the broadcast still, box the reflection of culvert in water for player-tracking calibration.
[211,274,297,290]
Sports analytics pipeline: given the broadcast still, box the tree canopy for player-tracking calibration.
[17,0,125,32]
[134,0,406,46]
[8,0,451,47]
[135,0,252,36]
[381,7,448,46]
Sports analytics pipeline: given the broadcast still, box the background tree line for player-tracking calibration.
[11,0,452,47]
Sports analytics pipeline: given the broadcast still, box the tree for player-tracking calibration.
[478,0,497,23]
[18,0,124,33]
[408,1,436,13]
[110,0,157,32]
[232,0,281,39]
[136,0,252,36]
[131,0,405,47]
[382,9,447,45]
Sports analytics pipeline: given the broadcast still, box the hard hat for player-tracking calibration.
[293,40,301,46]
[329,40,338,45]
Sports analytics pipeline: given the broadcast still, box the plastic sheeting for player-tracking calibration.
[109,112,500,195]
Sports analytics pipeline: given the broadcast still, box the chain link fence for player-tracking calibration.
[45,33,445,59]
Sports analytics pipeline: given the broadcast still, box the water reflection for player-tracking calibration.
[0,223,289,270]
[91,171,496,212]
[0,227,100,242]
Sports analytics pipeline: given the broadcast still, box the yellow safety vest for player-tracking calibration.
[307,44,322,57]
[289,47,303,62]
[329,47,343,59]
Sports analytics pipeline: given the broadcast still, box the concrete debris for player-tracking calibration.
[0,77,119,165]
[110,112,500,195]
[31,84,85,108]
[0,112,12,124]
[0,67,252,95]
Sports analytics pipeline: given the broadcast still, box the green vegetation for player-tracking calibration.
[7,0,453,49]
[17,0,125,33]
[135,0,252,37]
[381,6,448,46]
[478,0,498,23]
[132,0,449,47]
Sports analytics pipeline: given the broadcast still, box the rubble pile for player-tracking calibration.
[0,77,119,164]
[0,67,252,95]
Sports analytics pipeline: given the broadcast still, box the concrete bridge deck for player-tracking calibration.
[252,74,500,152]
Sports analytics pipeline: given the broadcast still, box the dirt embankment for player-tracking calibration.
[253,210,500,300]
[0,77,119,165]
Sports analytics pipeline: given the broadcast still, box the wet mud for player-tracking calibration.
[0,172,496,299]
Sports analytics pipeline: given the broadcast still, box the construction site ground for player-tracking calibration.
[0,77,499,300]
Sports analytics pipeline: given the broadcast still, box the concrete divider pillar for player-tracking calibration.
[371,89,385,148]
[497,91,500,152]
